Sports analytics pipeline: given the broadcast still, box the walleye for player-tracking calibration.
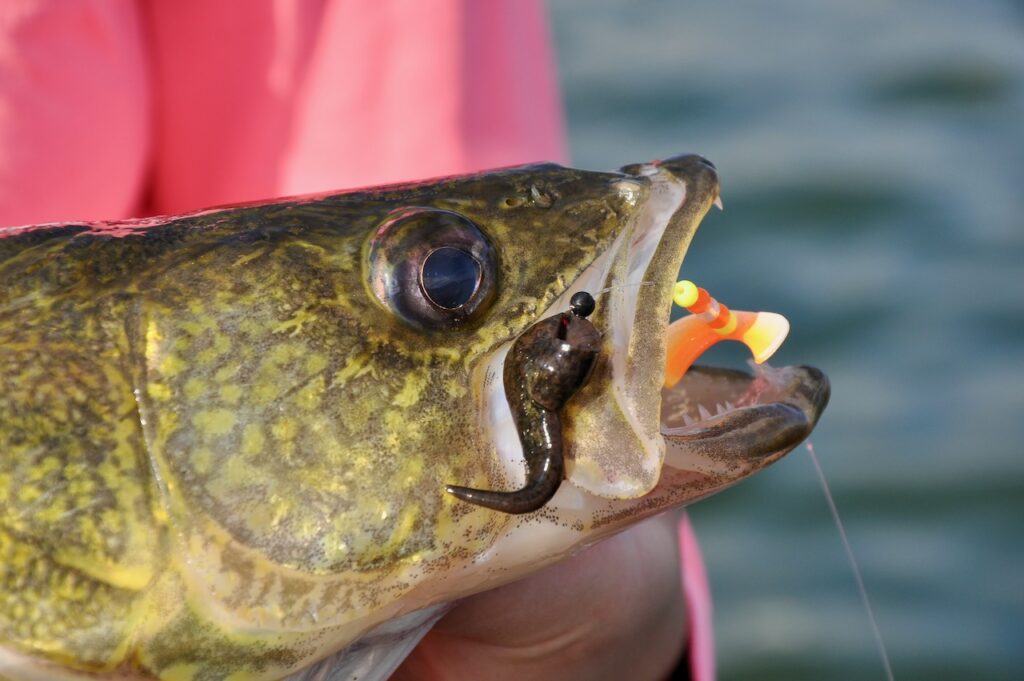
[0,154,828,681]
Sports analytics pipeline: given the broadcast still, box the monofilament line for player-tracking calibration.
[806,441,895,681]
[591,281,655,297]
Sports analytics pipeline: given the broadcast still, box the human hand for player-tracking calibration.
[391,511,688,681]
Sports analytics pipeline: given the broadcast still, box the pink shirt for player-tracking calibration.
[0,3,713,679]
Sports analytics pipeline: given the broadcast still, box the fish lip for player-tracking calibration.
[660,363,831,483]
[596,155,725,485]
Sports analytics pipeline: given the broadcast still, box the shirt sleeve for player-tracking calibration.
[0,0,150,227]
[141,0,566,213]
[680,512,717,681]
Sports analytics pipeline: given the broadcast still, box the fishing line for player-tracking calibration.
[590,280,656,298]
[806,441,896,681]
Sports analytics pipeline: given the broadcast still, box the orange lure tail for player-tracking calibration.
[664,280,790,389]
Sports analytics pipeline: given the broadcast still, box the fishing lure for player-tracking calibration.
[664,280,790,387]
[446,292,601,513]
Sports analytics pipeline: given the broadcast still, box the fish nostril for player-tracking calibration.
[619,162,646,176]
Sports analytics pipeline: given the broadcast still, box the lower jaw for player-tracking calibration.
[659,362,829,482]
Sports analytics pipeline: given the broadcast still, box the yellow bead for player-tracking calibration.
[713,312,739,336]
[673,280,699,309]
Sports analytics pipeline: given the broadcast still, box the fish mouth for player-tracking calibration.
[660,363,830,482]
[550,154,829,496]
[632,155,829,489]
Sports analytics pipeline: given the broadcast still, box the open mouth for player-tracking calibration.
[558,154,829,494]
[479,154,829,505]
[660,362,829,480]
[637,155,830,484]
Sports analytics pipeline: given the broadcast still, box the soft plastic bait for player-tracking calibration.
[664,280,790,388]
[446,292,601,513]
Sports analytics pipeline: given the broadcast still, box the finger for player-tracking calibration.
[393,511,687,681]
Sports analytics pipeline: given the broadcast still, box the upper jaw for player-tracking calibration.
[613,155,725,451]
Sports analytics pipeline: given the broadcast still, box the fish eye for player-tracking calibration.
[420,247,481,310]
[366,208,498,330]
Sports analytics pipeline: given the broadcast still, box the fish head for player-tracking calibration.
[357,154,829,508]
[438,154,830,575]
[134,155,828,675]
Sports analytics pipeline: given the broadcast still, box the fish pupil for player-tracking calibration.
[421,246,481,310]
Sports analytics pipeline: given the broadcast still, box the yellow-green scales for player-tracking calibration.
[0,165,638,679]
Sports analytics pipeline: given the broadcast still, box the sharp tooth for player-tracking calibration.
[682,413,695,426]
[698,404,713,421]
[724,400,735,411]
[713,195,724,210]
[715,402,727,415]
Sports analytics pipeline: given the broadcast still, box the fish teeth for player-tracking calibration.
[698,404,713,421]
[715,402,727,415]
[714,195,724,210]
[682,413,696,426]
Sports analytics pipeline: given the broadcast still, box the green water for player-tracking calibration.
[550,1,1023,679]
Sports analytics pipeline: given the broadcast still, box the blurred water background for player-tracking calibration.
[549,1,1023,679]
